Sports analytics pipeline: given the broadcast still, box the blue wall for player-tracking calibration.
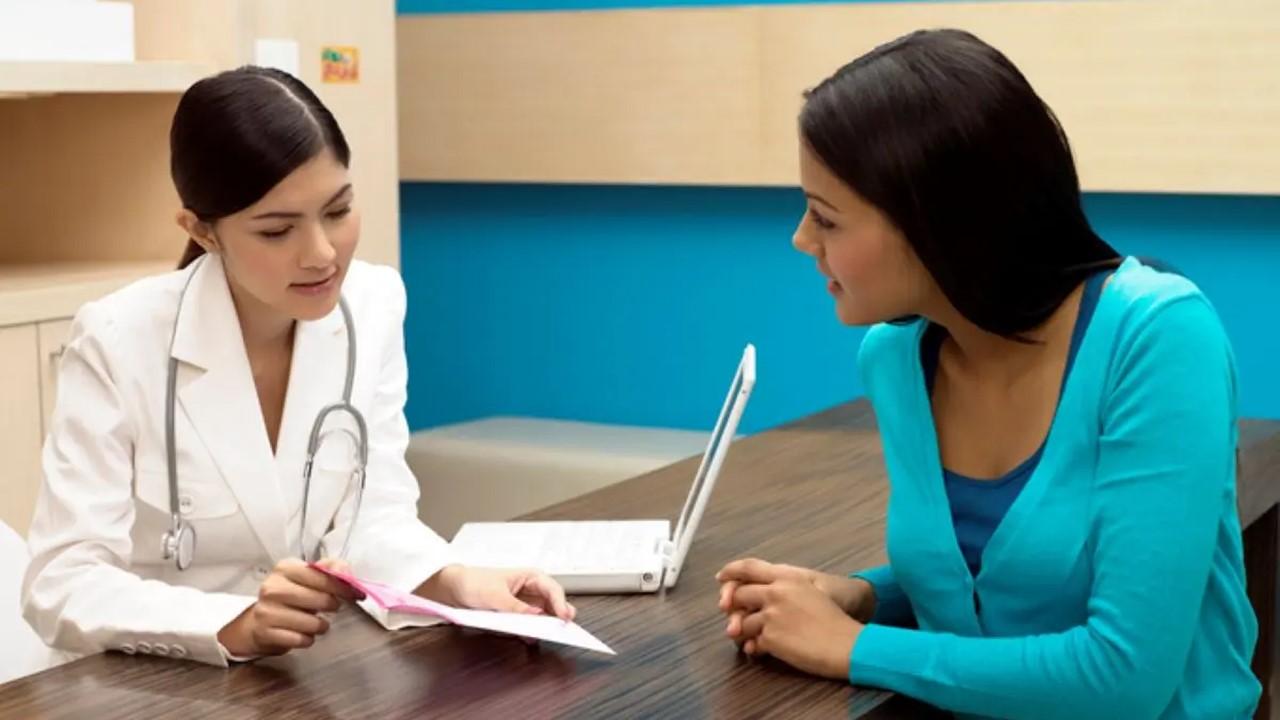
[398,0,1280,433]
[401,184,858,434]
[402,185,1280,432]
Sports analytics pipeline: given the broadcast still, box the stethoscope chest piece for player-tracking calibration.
[162,519,196,571]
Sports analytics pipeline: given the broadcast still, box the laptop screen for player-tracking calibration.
[668,345,755,574]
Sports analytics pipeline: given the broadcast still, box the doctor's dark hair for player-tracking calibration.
[800,29,1120,338]
[171,66,351,269]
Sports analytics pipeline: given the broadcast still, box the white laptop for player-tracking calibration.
[449,344,756,594]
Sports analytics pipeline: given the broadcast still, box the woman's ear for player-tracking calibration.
[175,209,219,254]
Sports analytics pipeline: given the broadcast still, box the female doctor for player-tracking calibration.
[22,66,574,667]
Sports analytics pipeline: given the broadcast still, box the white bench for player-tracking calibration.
[405,417,708,539]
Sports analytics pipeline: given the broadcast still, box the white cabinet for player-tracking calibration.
[0,267,159,537]
[0,1,135,63]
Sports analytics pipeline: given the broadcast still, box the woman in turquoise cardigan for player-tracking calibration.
[715,29,1260,719]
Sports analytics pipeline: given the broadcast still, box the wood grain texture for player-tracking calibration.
[1,400,1275,718]
[1240,419,1280,719]
[399,0,1280,193]
[1241,420,1280,528]
[756,0,1280,193]
[131,0,249,70]
[1246,504,1279,720]
[0,93,184,265]
[0,62,210,95]
[397,8,762,185]
[0,261,174,329]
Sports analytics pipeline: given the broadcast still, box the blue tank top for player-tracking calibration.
[922,270,1109,577]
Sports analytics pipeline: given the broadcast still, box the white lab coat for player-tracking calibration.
[22,255,450,666]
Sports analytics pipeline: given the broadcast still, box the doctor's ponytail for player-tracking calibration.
[169,66,351,269]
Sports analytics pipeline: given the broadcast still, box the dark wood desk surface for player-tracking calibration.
[1240,419,1280,720]
[1,401,1276,720]
[1239,419,1280,528]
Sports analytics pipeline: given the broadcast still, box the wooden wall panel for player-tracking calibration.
[399,1,1280,194]
[0,93,184,264]
[131,0,248,70]
[398,9,762,184]
[757,0,1280,192]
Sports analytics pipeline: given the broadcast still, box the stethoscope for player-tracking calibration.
[161,256,369,571]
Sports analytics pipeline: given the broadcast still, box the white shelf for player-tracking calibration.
[0,61,210,96]
[0,260,174,327]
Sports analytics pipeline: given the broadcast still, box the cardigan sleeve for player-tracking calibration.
[851,564,915,627]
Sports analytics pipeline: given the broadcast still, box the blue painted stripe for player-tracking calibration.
[400,183,1280,432]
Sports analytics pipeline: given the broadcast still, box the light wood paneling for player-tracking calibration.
[398,8,762,185]
[398,0,1280,194]
[757,0,1280,192]
[0,93,184,265]
[0,325,43,537]
[130,0,248,70]
[0,61,209,95]
[0,261,173,329]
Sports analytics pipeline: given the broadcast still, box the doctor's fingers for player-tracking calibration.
[254,627,319,655]
[256,603,331,637]
[260,574,343,613]
[517,573,575,621]
[276,561,363,603]
[312,557,354,575]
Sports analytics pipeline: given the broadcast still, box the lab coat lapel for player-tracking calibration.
[273,299,351,555]
[169,255,291,562]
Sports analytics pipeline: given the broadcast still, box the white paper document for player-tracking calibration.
[310,563,614,655]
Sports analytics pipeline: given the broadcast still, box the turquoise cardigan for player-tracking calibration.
[849,258,1260,719]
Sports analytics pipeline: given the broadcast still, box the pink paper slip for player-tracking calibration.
[310,563,614,655]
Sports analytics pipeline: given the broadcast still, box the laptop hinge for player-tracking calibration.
[657,538,676,564]
[656,539,677,599]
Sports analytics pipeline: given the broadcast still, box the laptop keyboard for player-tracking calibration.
[456,521,666,573]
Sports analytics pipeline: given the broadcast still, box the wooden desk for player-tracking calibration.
[0,401,1275,719]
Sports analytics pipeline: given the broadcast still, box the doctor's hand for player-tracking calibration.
[418,565,576,622]
[217,558,365,658]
